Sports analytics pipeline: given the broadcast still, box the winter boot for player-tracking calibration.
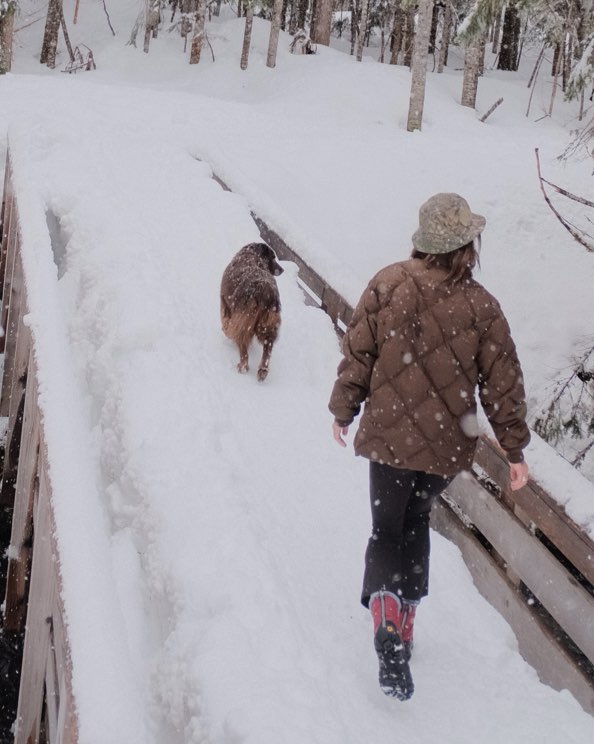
[401,601,418,662]
[369,591,414,701]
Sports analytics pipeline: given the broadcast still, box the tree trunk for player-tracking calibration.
[0,7,15,74]
[390,5,405,64]
[296,0,308,30]
[406,0,434,131]
[491,7,502,54]
[41,0,64,68]
[280,0,289,30]
[240,6,254,70]
[437,1,452,72]
[551,42,560,76]
[288,0,299,33]
[356,0,370,61]
[461,36,481,108]
[562,33,571,91]
[267,0,285,67]
[181,0,195,37]
[311,0,333,45]
[143,0,161,53]
[350,0,358,55]
[189,0,207,64]
[497,2,520,71]
[403,7,415,68]
[428,2,440,54]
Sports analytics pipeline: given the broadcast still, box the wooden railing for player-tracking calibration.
[0,155,78,743]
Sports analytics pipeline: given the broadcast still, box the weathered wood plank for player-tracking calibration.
[0,154,14,300]
[14,460,56,744]
[0,224,21,413]
[4,351,40,631]
[446,472,594,666]
[0,264,29,507]
[432,499,594,717]
[475,436,594,588]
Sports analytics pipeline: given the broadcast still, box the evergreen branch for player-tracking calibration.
[571,438,594,468]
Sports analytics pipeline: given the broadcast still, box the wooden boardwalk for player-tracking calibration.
[1,153,593,742]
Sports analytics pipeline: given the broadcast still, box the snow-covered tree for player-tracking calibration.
[566,20,594,102]
[534,342,594,477]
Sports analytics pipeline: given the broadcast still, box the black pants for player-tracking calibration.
[361,462,451,608]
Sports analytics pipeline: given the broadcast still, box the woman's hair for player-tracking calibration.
[411,238,480,284]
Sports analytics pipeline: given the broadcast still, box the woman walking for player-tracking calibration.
[329,193,530,701]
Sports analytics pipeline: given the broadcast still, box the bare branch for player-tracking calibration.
[535,148,594,253]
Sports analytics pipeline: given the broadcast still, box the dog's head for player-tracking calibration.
[248,243,284,277]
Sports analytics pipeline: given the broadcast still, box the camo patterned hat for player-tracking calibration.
[412,193,486,255]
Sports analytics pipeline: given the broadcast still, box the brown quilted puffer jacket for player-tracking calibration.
[328,258,530,477]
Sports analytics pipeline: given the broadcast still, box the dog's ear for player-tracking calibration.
[255,243,284,277]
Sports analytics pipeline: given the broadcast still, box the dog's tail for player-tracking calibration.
[222,297,281,346]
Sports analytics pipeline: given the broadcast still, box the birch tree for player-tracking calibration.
[389,4,406,64]
[240,3,254,69]
[40,0,64,68]
[189,0,207,63]
[437,1,453,72]
[267,0,285,67]
[406,0,435,131]
[0,1,17,75]
[356,0,371,60]
[461,34,482,107]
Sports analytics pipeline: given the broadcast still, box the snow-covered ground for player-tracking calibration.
[2,1,594,741]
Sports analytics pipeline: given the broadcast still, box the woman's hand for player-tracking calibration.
[332,421,349,448]
[509,461,529,491]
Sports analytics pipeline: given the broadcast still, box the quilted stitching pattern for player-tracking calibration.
[329,259,529,476]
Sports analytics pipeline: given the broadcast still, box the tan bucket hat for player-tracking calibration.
[412,193,486,255]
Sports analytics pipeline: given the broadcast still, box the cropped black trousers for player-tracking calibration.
[361,461,451,608]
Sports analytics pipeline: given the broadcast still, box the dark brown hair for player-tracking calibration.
[411,238,480,284]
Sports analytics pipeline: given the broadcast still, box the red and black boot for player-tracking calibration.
[401,601,418,662]
[369,591,414,701]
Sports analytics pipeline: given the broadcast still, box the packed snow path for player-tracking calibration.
[4,83,594,744]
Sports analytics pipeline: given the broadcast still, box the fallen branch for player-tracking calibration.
[480,97,503,123]
[535,148,594,253]
[539,175,594,208]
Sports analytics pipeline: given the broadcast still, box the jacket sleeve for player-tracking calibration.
[328,282,380,426]
[476,303,530,463]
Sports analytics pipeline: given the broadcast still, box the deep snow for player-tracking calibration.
[1,1,594,742]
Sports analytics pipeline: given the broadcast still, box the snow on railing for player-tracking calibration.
[1,144,147,744]
[0,152,78,743]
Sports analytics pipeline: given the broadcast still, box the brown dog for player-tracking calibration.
[220,243,283,381]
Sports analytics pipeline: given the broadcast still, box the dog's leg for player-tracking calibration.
[237,342,249,374]
[257,338,274,382]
